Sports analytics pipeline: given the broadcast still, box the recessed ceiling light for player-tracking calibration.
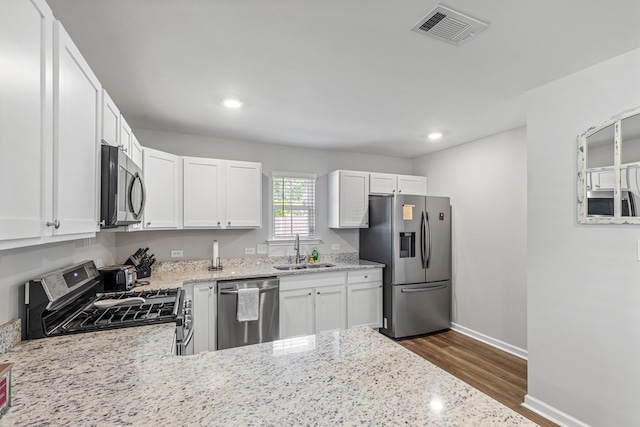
[428,132,443,140]
[221,96,244,109]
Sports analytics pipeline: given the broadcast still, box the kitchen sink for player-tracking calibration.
[304,263,335,269]
[273,263,336,271]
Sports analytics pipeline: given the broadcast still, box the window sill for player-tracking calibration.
[267,237,322,246]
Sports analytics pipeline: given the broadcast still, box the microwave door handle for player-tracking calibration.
[425,211,432,269]
[129,173,146,219]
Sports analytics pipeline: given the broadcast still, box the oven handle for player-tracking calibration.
[220,285,279,295]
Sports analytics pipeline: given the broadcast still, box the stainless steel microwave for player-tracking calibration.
[587,190,636,217]
[100,144,146,228]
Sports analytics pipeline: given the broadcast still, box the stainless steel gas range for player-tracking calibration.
[23,260,182,340]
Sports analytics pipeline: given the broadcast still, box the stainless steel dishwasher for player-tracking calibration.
[217,277,279,350]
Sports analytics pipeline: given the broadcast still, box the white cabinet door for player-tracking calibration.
[130,133,143,168]
[101,89,119,147]
[280,288,315,339]
[192,282,216,354]
[347,282,383,329]
[183,157,225,228]
[340,171,369,227]
[370,173,397,195]
[52,21,101,236]
[397,175,427,195]
[328,170,369,228]
[0,0,53,243]
[119,115,133,157]
[143,148,181,229]
[225,160,262,228]
[314,284,347,333]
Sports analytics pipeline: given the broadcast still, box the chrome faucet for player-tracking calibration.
[293,233,305,264]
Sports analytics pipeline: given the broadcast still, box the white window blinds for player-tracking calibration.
[273,173,316,239]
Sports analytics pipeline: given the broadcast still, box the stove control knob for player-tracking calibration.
[184,307,192,316]
[184,314,193,329]
[185,300,193,308]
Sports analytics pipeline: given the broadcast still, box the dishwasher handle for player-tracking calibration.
[220,285,279,295]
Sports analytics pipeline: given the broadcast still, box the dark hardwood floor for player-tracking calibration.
[398,330,557,427]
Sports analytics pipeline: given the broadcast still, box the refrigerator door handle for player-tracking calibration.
[401,284,448,293]
[420,211,427,268]
[424,211,432,269]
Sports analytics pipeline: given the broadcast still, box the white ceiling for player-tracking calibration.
[47,0,640,158]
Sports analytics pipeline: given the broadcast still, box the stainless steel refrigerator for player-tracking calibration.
[360,195,451,339]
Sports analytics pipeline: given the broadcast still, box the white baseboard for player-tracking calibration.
[450,322,528,360]
[523,395,591,427]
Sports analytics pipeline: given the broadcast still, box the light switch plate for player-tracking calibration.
[257,244,268,255]
[245,247,256,255]
[331,243,340,251]
[171,250,184,258]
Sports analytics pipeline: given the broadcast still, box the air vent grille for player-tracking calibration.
[411,5,489,46]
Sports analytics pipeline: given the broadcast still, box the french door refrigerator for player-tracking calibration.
[360,195,451,339]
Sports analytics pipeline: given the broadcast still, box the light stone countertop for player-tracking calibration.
[0,325,537,426]
[135,256,384,291]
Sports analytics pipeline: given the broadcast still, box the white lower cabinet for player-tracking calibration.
[280,288,315,339]
[279,269,381,339]
[279,272,347,339]
[189,282,217,354]
[347,269,383,329]
[314,284,347,333]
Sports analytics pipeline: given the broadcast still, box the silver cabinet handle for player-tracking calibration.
[228,221,231,225]
[46,219,60,229]
[401,284,447,293]
[364,275,368,279]
[217,221,221,226]
[118,144,128,153]
[146,222,151,226]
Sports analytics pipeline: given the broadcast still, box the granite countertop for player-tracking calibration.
[0,325,536,426]
[137,256,384,291]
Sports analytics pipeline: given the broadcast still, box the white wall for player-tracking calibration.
[115,128,414,262]
[413,128,527,351]
[0,233,116,325]
[526,47,640,426]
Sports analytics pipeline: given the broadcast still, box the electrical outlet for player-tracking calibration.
[245,247,256,255]
[171,250,184,258]
[331,243,340,251]
[257,244,268,255]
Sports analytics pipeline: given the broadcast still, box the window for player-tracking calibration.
[272,173,316,239]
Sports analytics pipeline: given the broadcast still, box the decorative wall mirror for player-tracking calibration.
[578,106,640,224]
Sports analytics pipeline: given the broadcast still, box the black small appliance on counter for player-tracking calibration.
[99,265,137,291]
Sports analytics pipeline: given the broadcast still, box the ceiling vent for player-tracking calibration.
[411,5,489,46]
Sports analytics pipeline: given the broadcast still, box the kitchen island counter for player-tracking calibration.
[0,325,536,426]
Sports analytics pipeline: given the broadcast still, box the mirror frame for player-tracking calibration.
[578,106,640,224]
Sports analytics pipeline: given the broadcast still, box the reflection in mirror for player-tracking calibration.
[621,113,640,164]
[623,166,640,216]
[586,124,615,168]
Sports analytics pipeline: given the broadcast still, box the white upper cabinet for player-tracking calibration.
[328,170,369,228]
[397,174,427,195]
[183,157,225,228]
[0,0,54,245]
[370,173,427,196]
[143,148,181,229]
[101,89,119,147]
[52,21,101,236]
[225,160,262,228]
[119,115,133,157]
[369,173,397,194]
[130,133,143,168]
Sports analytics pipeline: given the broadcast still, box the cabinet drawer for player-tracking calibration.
[347,269,382,284]
[280,271,346,291]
